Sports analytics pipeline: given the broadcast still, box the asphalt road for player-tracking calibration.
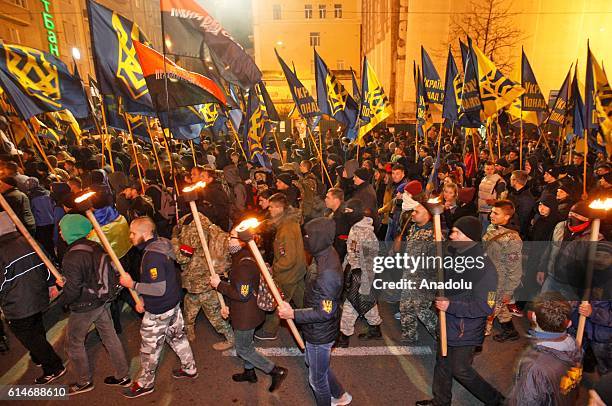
[0,299,591,405]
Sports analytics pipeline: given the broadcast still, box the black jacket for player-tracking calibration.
[0,232,53,320]
[58,238,106,313]
[508,185,536,239]
[294,218,343,344]
[2,187,35,234]
[352,181,380,230]
[198,180,230,231]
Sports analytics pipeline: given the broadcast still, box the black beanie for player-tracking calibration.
[276,173,293,187]
[453,216,482,242]
[354,167,372,182]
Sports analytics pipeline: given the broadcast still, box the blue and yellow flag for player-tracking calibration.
[30,116,60,142]
[589,49,612,120]
[275,49,320,118]
[472,39,524,119]
[255,81,280,122]
[585,42,598,131]
[570,67,585,140]
[314,49,358,128]
[459,40,469,71]
[508,49,548,126]
[456,39,482,128]
[87,0,154,115]
[547,66,572,128]
[442,47,459,125]
[351,67,361,103]
[415,63,434,137]
[357,56,392,145]
[421,46,444,106]
[242,87,266,161]
[0,43,89,120]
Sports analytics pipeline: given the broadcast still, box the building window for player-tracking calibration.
[334,4,342,18]
[272,4,281,20]
[11,0,27,7]
[309,32,320,47]
[337,60,345,70]
[9,28,21,43]
[318,4,326,19]
[304,4,312,19]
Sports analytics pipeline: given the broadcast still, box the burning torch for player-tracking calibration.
[425,196,447,357]
[235,218,305,350]
[182,181,228,316]
[0,193,64,286]
[74,191,143,309]
[576,197,612,347]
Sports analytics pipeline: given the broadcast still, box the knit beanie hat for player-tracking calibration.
[354,167,372,182]
[570,200,593,219]
[276,172,294,187]
[399,180,422,196]
[59,214,93,245]
[453,216,482,242]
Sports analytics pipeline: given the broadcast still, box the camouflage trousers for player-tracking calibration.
[485,300,512,335]
[183,290,233,342]
[399,298,438,342]
[136,304,196,389]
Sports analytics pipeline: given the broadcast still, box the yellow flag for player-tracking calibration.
[357,59,392,145]
[472,44,524,119]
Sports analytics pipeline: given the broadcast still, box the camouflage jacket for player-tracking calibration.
[483,224,523,296]
[343,216,379,295]
[171,212,230,293]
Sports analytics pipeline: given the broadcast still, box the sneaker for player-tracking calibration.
[254,330,278,341]
[332,392,353,406]
[394,312,401,320]
[68,382,95,396]
[212,340,234,351]
[104,376,132,387]
[507,303,524,317]
[123,382,154,398]
[35,367,66,384]
[172,368,198,379]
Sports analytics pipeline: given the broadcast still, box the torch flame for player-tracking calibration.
[427,196,442,204]
[74,191,96,204]
[182,181,207,193]
[589,197,612,211]
[236,218,260,232]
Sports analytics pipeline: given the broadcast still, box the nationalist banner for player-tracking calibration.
[314,49,358,127]
[520,49,548,124]
[415,63,434,136]
[160,0,262,89]
[275,49,320,118]
[0,43,89,119]
[421,46,444,106]
[357,56,392,144]
[242,87,266,161]
[590,48,612,118]
[133,41,226,111]
[547,67,572,128]
[456,39,483,128]
[87,0,154,115]
[442,47,459,125]
[255,81,280,122]
[585,43,597,130]
[351,67,361,103]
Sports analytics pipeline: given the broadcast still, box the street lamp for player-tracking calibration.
[71,47,81,61]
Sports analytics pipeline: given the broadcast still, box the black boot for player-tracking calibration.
[232,368,257,383]
[268,366,287,392]
[333,333,350,348]
[358,324,382,340]
[493,321,519,342]
[0,335,8,354]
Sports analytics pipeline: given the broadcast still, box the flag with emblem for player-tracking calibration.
[570,67,585,141]
[356,56,392,145]
[0,43,89,120]
[415,62,434,137]
[442,47,459,125]
[547,66,572,128]
[589,48,612,119]
[351,67,361,103]
[456,38,483,128]
[471,39,525,119]
[459,40,469,70]
[160,0,262,89]
[87,0,154,115]
[276,50,320,118]
[508,49,548,126]
[585,42,597,131]
[421,46,444,106]
[30,116,60,142]
[254,81,280,122]
[242,87,267,163]
[314,49,359,128]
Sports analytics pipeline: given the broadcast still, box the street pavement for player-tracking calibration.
[0,299,589,405]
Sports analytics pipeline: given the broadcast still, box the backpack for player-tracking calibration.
[146,184,175,221]
[70,243,121,302]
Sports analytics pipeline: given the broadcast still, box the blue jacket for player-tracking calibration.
[571,301,612,344]
[444,244,498,347]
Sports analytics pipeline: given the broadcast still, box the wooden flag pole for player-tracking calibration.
[189,140,197,167]
[519,117,524,170]
[161,130,181,195]
[271,129,285,165]
[426,199,447,357]
[226,119,249,161]
[5,123,25,171]
[305,124,333,186]
[145,117,167,188]
[124,114,145,194]
[23,123,54,173]
[582,129,588,198]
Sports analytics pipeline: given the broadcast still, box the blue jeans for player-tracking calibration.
[304,341,345,406]
[234,329,274,373]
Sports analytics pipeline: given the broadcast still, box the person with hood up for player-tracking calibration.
[352,167,379,230]
[223,163,248,222]
[556,179,579,220]
[507,292,582,406]
[275,172,300,209]
[508,170,537,239]
[119,217,197,398]
[0,176,36,235]
[25,177,56,259]
[335,199,382,348]
[337,158,359,199]
[278,217,352,406]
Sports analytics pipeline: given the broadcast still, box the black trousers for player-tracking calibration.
[432,345,502,406]
[7,312,64,375]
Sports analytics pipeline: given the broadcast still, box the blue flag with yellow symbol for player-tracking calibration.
[0,43,89,120]
[442,47,459,125]
[421,46,444,106]
[314,49,358,128]
[456,38,483,128]
[356,56,392,145]
[547,66,572,128]
[276,49,320,118]
[241,87,268,164]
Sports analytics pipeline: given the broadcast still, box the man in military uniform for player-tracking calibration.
[120,217,197,398]
[172,210,234,350]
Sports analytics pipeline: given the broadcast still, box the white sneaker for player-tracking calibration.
[331,392,352,406]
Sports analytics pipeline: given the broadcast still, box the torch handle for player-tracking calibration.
[247,240,305,350]
[576,301,588,348]
[433,213,447,357]
[577,218,602,347]
[0,193,63,284]
[188,202,227,310]
[84,210,143,307]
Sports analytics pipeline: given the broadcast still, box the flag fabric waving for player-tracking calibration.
[442,47,459,125]
[351,67,361,103]
[133,41,226,111]
[242,88,266,161]
[160,0,262,89]
[415,63,434,136]
[356,56,392,145]
[585,42,598,130]
[314,49,359,127]
[516,49,548,125]
[275,49,320,118]
[421,46,444,106]
[547,66,572,128]
[456,39,483,128]
[0,43,89,120]
[589,49,612,119]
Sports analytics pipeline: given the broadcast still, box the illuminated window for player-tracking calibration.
[11,0,27,7]
[309,32,320,47]
[305,4,313,19]
[337,60,345,70]
[273,4,281,20]
[9,28,21,43]
[334,4,342,18]
[319,4,326,19]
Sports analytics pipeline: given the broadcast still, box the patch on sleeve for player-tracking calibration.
[321,299,333,314]
[487,291,496,308]
[279,244,286,256]
[240,284,250,297]
[149,268,158,280]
